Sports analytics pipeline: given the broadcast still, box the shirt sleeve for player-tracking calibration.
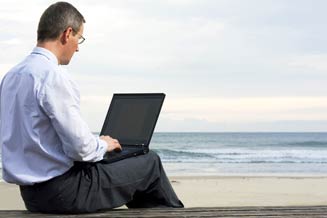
[37,70,107,162]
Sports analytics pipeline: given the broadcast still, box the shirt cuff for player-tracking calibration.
[96,136,108,159]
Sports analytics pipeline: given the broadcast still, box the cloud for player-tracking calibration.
[287,54,327,72]
[0,64,15,79]
[0,38,23,45]
[156,118,327,132]
[79,7,226,77]
[162,96,327,122]
[0,0,46,25]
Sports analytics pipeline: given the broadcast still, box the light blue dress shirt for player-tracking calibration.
[0,47,107,185]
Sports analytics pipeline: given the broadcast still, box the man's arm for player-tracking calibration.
[38,70,120,161]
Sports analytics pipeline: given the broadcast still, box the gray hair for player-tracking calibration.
[37,2,85,42]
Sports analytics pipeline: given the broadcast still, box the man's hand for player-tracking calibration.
[100,135,122,152]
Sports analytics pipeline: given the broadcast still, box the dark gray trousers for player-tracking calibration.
[20,151,183,214]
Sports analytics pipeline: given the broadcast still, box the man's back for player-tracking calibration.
[0,47,75,185]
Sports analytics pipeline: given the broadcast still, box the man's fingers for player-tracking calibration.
[114,141,122,151]
[100,135,122,152]
[114,146,122,152]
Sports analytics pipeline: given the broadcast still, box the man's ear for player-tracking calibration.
[60,27,73,44]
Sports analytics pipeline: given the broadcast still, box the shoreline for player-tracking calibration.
[170,174,327,179]
[2,175,327,210]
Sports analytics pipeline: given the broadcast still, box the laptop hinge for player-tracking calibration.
[142,144,149,154]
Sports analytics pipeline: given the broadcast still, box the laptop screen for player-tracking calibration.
[100,93,165,146]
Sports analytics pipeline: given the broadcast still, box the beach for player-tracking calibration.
[1,133,327,210]
[171,176,327,207]
[1,175,327,210]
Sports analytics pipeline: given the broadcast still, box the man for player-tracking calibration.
[0,2,183,214]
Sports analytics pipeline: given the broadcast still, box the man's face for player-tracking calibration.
[60,24,84,65]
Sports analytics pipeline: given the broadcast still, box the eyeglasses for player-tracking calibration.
[76,33,85,44]
[69,27,86,44]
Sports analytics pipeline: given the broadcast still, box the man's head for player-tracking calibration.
[37,2,85,65]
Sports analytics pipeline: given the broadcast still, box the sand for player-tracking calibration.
[171,176,327,207]
[1,176,327,210]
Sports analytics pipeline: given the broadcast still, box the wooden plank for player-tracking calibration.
[1,206,327,218]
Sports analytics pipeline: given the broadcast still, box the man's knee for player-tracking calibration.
[147,150,162,163]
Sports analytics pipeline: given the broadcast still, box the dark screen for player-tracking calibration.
[101,95,164,146]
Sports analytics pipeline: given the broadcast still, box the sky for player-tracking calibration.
[0,0,326,132]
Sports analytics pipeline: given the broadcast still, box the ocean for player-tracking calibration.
[151,132,327,176]
[1,132,327,180]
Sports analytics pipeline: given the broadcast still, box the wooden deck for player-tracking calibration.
[1,206,327,218]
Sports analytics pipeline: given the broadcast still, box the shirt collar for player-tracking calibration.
[31,47,59,65]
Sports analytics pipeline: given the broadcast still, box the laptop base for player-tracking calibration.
[102,147,149,163]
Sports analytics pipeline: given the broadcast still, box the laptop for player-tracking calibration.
[100,93,165,163]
